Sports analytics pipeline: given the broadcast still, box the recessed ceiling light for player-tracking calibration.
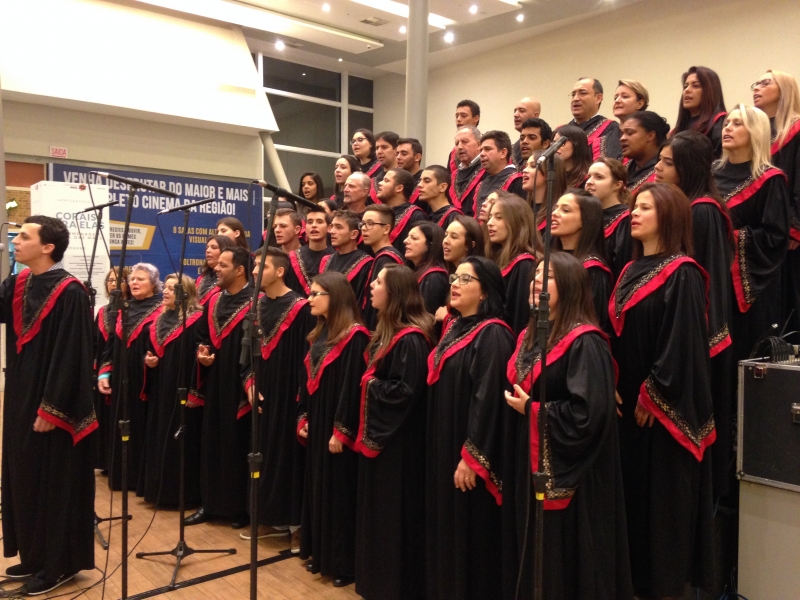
[302,72,306,76]
[399,25,407,33]
[275,40,285,50]
[516,13,524,22]
[338,57,343,62]
[469,5,478,14]
[349,0,455,29]
[443,31,454,43]
[322,3,330,11]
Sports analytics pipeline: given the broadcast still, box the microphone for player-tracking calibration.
[536,136,569,165]
[158,196,217,215]
[252,180,320,210]
[91,171,179,197]
[74,200,120,214]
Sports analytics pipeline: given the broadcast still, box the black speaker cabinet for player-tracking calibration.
[737,360,800,491]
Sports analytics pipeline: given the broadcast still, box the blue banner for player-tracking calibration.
[48,164,262,281]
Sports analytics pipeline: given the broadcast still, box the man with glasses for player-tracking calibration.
[358,204,405,329]
[320,210,374,309]
[567,77,622,160]
[376,168,428,254]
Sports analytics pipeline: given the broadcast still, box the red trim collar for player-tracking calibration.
[725,167,786,210]
[427,318,512,385]
[501,253,535,278]
[149,307,203,358]
[13,269,82,353]
[207,292,250,349]
[304,325,369,394]
[260,298,308,360]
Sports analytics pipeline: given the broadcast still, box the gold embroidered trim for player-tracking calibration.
[334,421,356,440]
[293,250,313,289]
[604,209,627,231]
[614,254,682,318]
[709,323,730,349]
[722,175,755,202]
[258,296,303,349]
[212,296,249,339]
[736,230,754,304]
[465,439,502,493]
[40,400,97,435]
[433,318,480,370]
[360,378,383,452]
[627,166,655,192]
[20,273,73,335]
[644,377,715,447]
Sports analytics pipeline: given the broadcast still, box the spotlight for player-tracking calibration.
[399,25,407,33]
[322,3,330,11]
[469,5,478,14]
[275,40,285,50]
[443,31,454,43]
[516,13,524,22]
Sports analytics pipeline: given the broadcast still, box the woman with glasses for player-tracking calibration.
[404,222,449,316]
[298,272,369,588]
[351,129,380,178]
[355,264,433,600]
[713,104,790,361]
[426,256,515,600]
[503,252,632,600]
[753,70,800,332]
[611,183,715,599]
[671,66,727,159]
[486,192,540,334]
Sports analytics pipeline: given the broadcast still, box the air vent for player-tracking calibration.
[360,17,390,26]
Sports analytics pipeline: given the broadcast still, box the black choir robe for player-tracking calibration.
[603,204,633,281]
[770,118,800,332]
[196,270,220,306]
[570,114,622,161]
[252,291,314,526]
[362,245,405,330]
[582,255,613,334]
[142,306,204,507]
[418,266,450,316]
[472,166,524,220]
[298,325,370,578]
[390,203,428,255]
[610,254,716,597]
[354,328,430,600]
[676,112,727,160]
[320,249,374,310]
[285,245,334,296]
[425,315,515,600]
[191,286,252,518]
[626,155,658,195]
[93,303,115,471]
[503,325,632,600]
[1,268,97,582]
[430,204,462,230]
[103,293,161,492]
[451,158,485,217]
[692,197,735,497]
[713,161,790,360]
[501,253,537,335]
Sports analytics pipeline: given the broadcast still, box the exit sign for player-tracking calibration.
[49,146,68,159]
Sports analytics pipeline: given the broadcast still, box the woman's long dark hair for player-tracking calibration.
[553,189,608,263]
[307,271,364,345]
[298,171,325,202]
[446,215,485,273]
[217,217,250,251]
[367,264,434,365]
[410,222,446,274]
[461,256,506,319]
[353,128,377,162]
[629,182,693,259]
[555,125,591,188]
[334,155,361,199]
[486,192,541,269]
[523,252,597,350]
[529,151,568,226]
[674,66,727,135]
[202,234,236,276]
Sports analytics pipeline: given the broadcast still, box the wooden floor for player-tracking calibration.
[0,471,361,599]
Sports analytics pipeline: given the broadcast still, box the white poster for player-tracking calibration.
[30,181,112,313]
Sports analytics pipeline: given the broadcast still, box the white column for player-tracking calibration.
[404,0,429,150]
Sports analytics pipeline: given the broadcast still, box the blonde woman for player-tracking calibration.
[613,79,649,123]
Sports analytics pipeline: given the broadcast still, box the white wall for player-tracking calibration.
[374,0,800,167]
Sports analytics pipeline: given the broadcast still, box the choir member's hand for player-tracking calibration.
[504,384,529,415]
[454,459,476,492]
[144,351,159,368]
[634,399,655,428]
[328,434,343,454]
[98,378,112,395]
[298,423,308,439]
[434,306,449,322]
[790,240,800,251]
[197,345,215,366]
[33,416,56,432]
[615,391,623,418]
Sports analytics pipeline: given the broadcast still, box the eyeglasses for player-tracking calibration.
[358,220,389,230]
[750,79,773,91]
[449,273,480,286]
[308,291,330,299]
[568,89,592,99]
[351,137,367,144]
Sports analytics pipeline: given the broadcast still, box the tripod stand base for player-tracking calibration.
[94,513,133,550]
[136,541,236,589]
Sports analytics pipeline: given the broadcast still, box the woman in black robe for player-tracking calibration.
[671,66,728,159]
[426,256,515,600]
[297,272,369,587]
[355,264,433,600]
[404,221,450,316]
[551,189,613,333]
[141,274,204,507]
[98,263,162,493]
[610,183,716,598]
[504,252,632,600]
[712,104,790,361]
[620,111,670,195]
[486,192,540,334]
[196,235,234,306]
[586,157,633,281]
[753,70,800,332]
[656,131,735,498]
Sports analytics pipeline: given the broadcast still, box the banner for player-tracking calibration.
[47,164,263,282]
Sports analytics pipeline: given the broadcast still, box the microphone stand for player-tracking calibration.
[136,208,236,587]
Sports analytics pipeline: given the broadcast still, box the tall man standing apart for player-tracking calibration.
[1,216,97,594]
[568,77,623,160]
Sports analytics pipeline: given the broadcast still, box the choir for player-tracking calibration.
[90,68,800,600]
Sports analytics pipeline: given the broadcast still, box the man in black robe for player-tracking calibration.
[272,208,302,254]
[418,164,462,229]
[567,77,623,160]
[243,247,315,553]
[371,131,400,202]
[397,137,426,208]
[359,204,405,329]
[284,205,333,296]
[376,168,428,254]
[343,172,370,217]
[472,130,525,219]
[185,246,253,528]
[1,216,96,594]
[511,97,542,169]
[518,117,553,168]
[452,126,485,216]
[321,210,374,309]
[448,100,481,172]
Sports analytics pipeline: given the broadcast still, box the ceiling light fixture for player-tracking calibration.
[322,3,330,11]
[469,5,478,14]
[443,31,454,43]
[516,13,524,22]
[338,57,343,61]
[349,0,455,29]
[275,40,286,50]
[399,25,407,33]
